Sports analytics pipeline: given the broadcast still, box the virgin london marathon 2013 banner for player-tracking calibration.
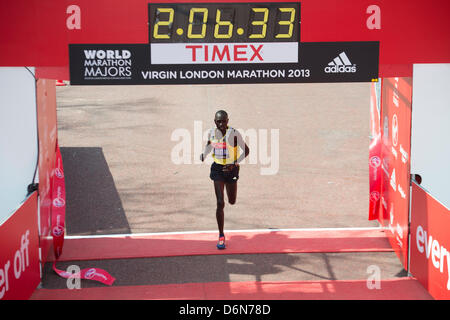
[69,42,379,85]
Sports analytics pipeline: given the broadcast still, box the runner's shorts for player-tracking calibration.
[210,162,239,184]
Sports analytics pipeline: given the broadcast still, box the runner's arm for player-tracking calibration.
[200,131,212,162]
[234,130,249,165]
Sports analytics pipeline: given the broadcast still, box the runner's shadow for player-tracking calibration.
[61,147,131,235]
[226,232,337,281]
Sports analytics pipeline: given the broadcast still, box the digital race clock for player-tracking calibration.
[148,2,300,43]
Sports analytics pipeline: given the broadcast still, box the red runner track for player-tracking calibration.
[32,229,435,300]
[31,278,432,300]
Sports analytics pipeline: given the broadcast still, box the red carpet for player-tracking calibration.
[31,278,432,300]
[34,229,434,300]
[52,228,392,261]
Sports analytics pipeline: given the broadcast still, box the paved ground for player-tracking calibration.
[56,83,377,235]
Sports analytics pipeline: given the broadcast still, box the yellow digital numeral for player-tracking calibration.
[275,8,295,39]
[153,8,174,39]
[187,8,208,39]
[249,8,268,39]
[214,9,233,39]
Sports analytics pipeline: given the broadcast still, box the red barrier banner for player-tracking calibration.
[410,182,450,299]
[36,79,58,263]
[2,0,450,79]
[51,143,115,286]
[379,77,412,269]
[368,81,381,220]
[0,193,40,300]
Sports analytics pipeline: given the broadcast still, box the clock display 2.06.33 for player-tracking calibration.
[148,2,300,43]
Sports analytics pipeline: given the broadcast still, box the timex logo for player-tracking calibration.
[150,42,298,64]
[185,44,263,62]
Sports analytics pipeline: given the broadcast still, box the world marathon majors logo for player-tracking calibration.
[82,48,133,80]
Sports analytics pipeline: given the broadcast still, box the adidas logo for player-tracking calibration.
[324,52,357,73]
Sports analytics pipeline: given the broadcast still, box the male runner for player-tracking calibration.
[200,110,249,249]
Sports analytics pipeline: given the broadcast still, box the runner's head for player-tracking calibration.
[214,110,228,132]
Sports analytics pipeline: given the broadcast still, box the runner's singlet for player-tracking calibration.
[210,127,239,165]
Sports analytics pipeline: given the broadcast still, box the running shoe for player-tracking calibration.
[217,235,226,250]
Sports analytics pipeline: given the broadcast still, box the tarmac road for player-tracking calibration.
[56,82,377,235]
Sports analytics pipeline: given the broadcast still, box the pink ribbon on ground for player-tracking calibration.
[51,142,115,285]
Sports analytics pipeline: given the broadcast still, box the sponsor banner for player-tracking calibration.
[379,77,412,269]
[410,181,450,299]
[0,193,40,300]
[51,144,66,260]
[50,143,115,286]
[69,42,379,85]
[368,81,381,220]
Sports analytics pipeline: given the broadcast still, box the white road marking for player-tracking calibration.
[65,226,384,239]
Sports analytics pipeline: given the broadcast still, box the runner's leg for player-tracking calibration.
[214,180,225,235]
[225,182,237,205]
